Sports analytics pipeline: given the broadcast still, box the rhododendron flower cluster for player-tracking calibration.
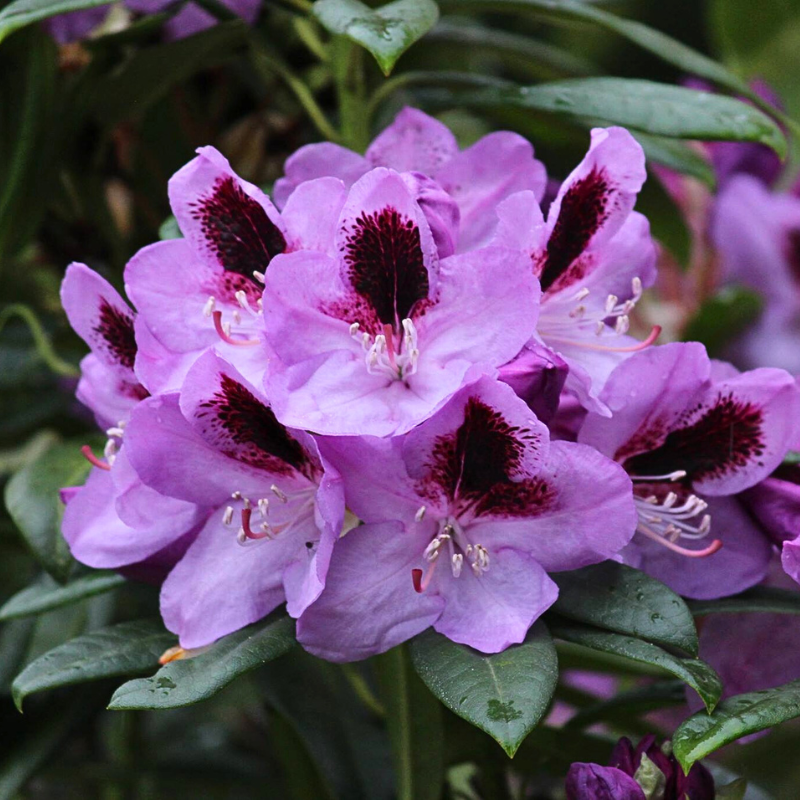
[59,108,800,660]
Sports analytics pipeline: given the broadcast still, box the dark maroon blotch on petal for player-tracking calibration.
[423,398,551,517]
[94,298,137,370]
[539,167,610,292]
[197,373,310,476]
[624,392,765,483]
[193,176,286,292]
[343,206,429,330]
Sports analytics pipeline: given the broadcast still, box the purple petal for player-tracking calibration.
[366,107,458,175]
[629,496,772,599]
[297,521,444,662]
[273,143,369,209]
[432,547,558,652]
[565,764,646,800]
[436,131,547,252]
[280,176,348,255]
[497,341,568,424]
[539,127,646,294]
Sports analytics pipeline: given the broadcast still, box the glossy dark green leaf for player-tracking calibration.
[11,619,173,710]
[688,586,800,617]
[438,0,768,111]
[674,679,800,771]
[375,645,443,800]
[410,621,558,756]
[314,0,439,76]
[0,571,125,621]
[633,132,716,187]
[0,0,109,44]
[549,620,722,712]
[108,613,296,710]
[4,440,89,582]
[551,562,699,655]
[460,79,786,156]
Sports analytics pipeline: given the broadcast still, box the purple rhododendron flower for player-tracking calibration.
[567,735,715,800]
[579,341,800,598]
[47,0,259,44]
[492,126,658,413]
[124,352,344,648]
[261,167,540,436]
[274,106,547,254]
[126,146,346,392]
[61,263,149,430]
[296,377,636,661]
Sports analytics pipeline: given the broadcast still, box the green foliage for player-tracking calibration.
[548,619,723,713]
[410,622,558,757]
[314,0,439,76]
[0,0,110,44]
[12,619,174,710]
[108,612,296,709]
[674,680,800,771]
[551,561,699,655]
[5,440,89,583]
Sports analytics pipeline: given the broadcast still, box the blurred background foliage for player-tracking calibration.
[1,0,800,797]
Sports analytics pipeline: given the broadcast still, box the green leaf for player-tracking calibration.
[673,679,800,771]
[11,619,173,711]
[551,562,699,656]
[158,215,182,240]
[0,0,109,45]
[633,132,716,187]
[314,0,439,76]
[4,440,90,582]
[108,613,296,710]
[460,78,786,156]
[409,621,558,757]
[0,571,125,621]
[688,586,800,617]
[683,286,764,357]
[438,0,769,113]
[375,644,443,800]
[549,620,722,712]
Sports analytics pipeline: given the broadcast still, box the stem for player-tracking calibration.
[340,663,386,718]
[333,37,369,152]
[0,305,78,377]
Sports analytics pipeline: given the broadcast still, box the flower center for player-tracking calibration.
[411,513,489,592]
[539,277,661,354]
[203,270,265,347]
[222,485,316,544]
[630,471,722,558]
[350,318,420,381]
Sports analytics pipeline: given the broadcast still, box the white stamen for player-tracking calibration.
[231,491,242,500]
[451,553,463,578]
[349,322,360,337]
[595,320,605,336]
[415,505,426,522]
[236,527,247,544]
[202,296,216,317]
[271,484,288,503]
[232,310,242,325]
[615,315,630,335]
[631,470,687,482]
[569,304,586,319]
[573,287,590,302]
[605,294,618,314]
[258,498,270,518]
[105,426,125,439]
[253,270,265,284]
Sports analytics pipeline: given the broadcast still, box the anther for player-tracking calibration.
[253,270,265,284]
[605,294,619,314]
[270,484,288,503]
[202,296,216,317]
[81,445,111,471]
[222,506,234,526]
[258,498,270,518]
[452,553,463,578]
[415,505,426,522]
[573,287,590,302]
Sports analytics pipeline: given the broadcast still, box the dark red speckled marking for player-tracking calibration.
[94,298,137,370]
[421,397,554,518]
[196,373,310,476]
[342,206,428,330]
[624,392,765,483]
[192,176,286,299]
[538,167,610,293]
